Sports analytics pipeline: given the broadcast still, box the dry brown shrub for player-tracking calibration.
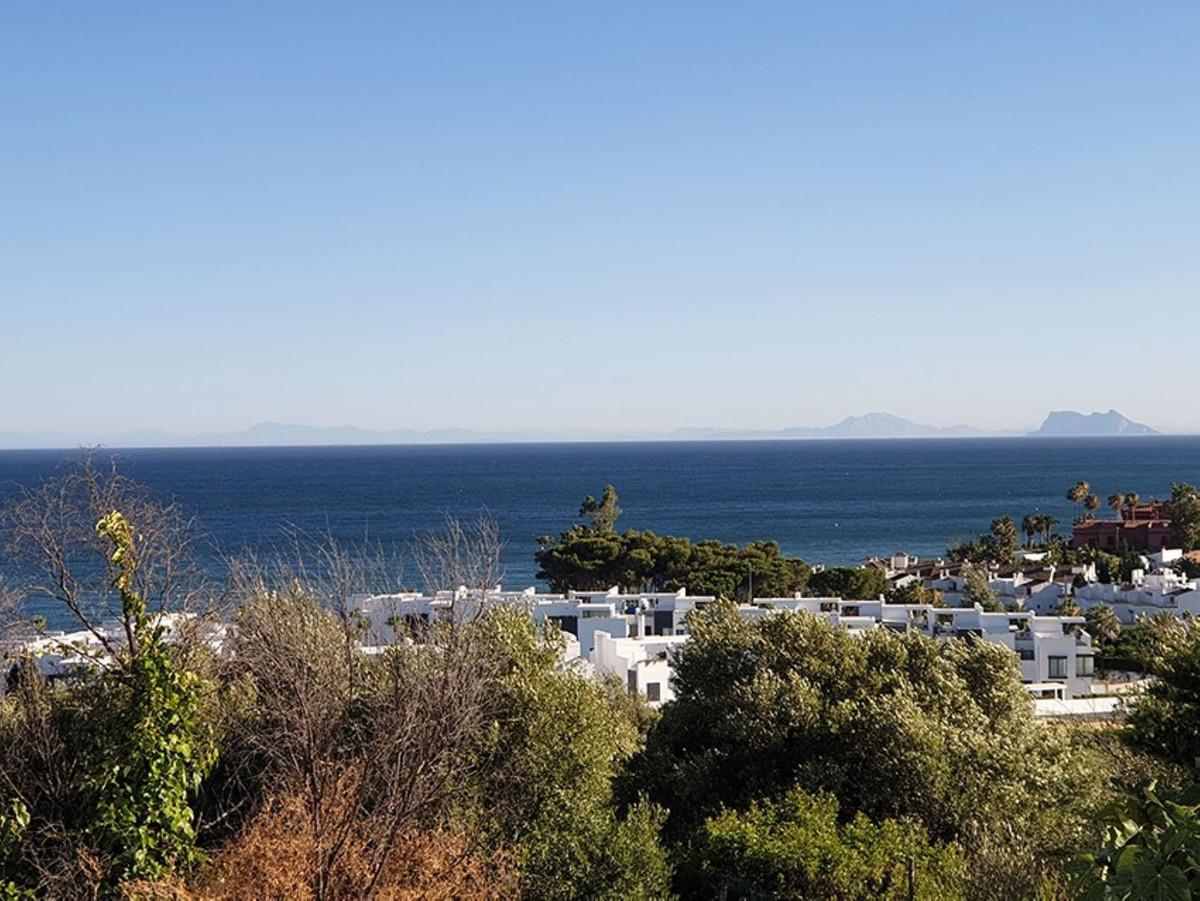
[127,789,517,901]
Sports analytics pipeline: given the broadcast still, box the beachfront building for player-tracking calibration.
[354,586,720,656]
[355,585,1098,705]
[1075,568,1200,624]
[1071,502,1174,552]
[869,552,1085,614]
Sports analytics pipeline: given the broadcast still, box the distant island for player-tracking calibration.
[0,409,1171,449]
[1030,409,1158,437]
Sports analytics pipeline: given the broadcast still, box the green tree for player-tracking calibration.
[473,609,673,899]
[1054,598,1084,617]
[685,788,965,900]
[1084,494,1101,518]
[1072,780,1200,900]
[962,564,1002,611]
[807,566,889,600]
[1039,514,1060,545]
[579,484,622,534]
[625,603,1093,868]
[86,511,217,884]
[535,494,810,598]
[1075,547,1122,584]
[886,581,944,607]
[1108,493,1125,517]
[1167,482,1200,552]
[1126,617,1200,764]
[1022,514,1041,548]
[1085,606,1122,649]
[990,516,1019,552]
[1068,481,1092,523]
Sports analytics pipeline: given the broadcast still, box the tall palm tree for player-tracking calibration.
[1040,515,1059,546]
[1067,481,1091,523]
[1108,493,1125,517]
[1021,514,1039,548]
[1124,491,1142,520]
[1084,494,1101,519]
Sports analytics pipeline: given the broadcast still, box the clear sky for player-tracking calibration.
[3,2,1198,437]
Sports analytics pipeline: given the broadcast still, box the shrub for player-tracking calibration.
[685,787,966,900]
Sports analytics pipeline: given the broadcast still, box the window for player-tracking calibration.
[1048,656,1068,679]
[645,682,661,703]
[1077,655,1095,676]
[1019,648,1034,661]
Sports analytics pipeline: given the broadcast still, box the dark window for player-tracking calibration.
[1048,656,1068,679]
[1019,649,1034,661]
[646,682,661,703]
[1077,655,1095,676]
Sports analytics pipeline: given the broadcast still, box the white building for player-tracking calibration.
[1075,569,1200,624]
[355,586,1098,707]
[593,631,687,705]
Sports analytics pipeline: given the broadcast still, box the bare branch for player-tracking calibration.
[412,512,505,595]
[0,452,214,667]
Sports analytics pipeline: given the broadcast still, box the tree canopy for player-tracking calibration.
[1168,482,1200,552]
[806,566,889,600]
[625,603,1092,851]
[684,787,965,900]
[535,486,811,598]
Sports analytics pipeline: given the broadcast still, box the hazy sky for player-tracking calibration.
[3,2,1198,436]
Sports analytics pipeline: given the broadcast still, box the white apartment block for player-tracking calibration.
[355,586,1098,706]
[1075,569,1200,623]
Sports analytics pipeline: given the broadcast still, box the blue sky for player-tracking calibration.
[3,2,1197,436]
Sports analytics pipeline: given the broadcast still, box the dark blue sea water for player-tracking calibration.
[3,438,1199,629]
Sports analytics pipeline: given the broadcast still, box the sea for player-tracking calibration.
[2,437,1199,630]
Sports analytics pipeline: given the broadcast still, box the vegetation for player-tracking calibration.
[886,581,945,606]
[806,565,888,600]
[623,602,1095,895]
[0,463,671,899]
[1125,617,1200,765]
[85,512,217,883]
[9,467,1200,898]
[684,787,966,900]
[1072,780,1200,900]
[1168,482,1200,552]
[948,517,1022,565]
[1085,605,1122,650]
[1068,480,1093,523]
[535,485,811,599]
[962,563,1003,611]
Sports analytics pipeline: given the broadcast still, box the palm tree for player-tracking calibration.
[1108,493,1125,517]
[1040,515,1059,546]
[1124,491,1141,520]
[1021,514,1039,548]
[1085,605,1121,648]
[1067,481,1091,524]
[1055,597,1084,617]
[1084,494,1101,519]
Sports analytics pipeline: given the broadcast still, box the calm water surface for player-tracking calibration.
[2,438,1198,627]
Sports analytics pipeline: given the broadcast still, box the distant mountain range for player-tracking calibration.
[0,410,1168,450]
[672,412,1005,441]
